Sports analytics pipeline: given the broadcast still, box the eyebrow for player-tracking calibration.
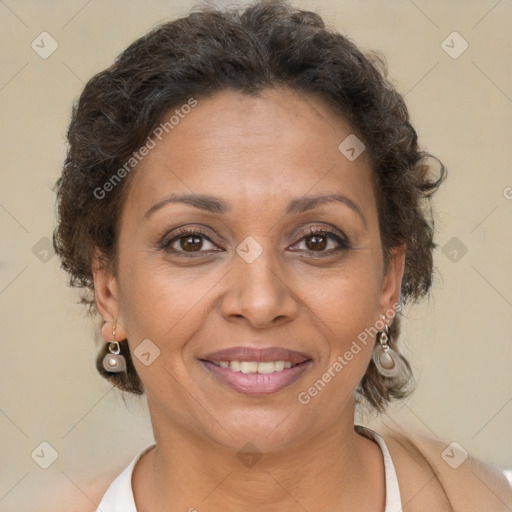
[144,192,367,228]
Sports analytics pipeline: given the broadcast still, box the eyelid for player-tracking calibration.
[160,225,219,249]
[291,224,348,244]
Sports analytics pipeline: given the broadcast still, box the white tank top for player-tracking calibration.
[96,425,402,511]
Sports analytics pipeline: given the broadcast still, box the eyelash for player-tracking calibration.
[159,225,350,258]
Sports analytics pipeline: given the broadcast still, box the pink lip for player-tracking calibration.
[201,346,311,364]
[201,360,313,395]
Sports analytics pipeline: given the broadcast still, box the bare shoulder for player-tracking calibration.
[377,425,512,512]
[38,471,118,512]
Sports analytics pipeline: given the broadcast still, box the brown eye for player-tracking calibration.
[305,234,328,251]
[179,234,204,252]
[161,228,220,256]
[290,227,349,254]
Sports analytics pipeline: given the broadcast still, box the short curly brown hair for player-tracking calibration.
[53,0,446,411]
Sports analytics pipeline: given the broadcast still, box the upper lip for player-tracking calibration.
[201,346,311,364]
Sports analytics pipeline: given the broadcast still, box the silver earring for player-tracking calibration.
[102,323,127,373]
[372,314,404,379]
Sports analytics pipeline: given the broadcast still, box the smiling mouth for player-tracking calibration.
[199,345,313,395]
[199,358,313,395]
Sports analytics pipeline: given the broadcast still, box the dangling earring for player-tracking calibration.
[372,314,404,379]
[102,322,127,373]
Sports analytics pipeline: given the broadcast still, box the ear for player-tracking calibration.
[379,244,406,317]
[92,250,127,341]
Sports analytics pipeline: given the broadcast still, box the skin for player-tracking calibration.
[93,86,406,511]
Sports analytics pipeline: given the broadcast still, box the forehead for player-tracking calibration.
[125,87,376,219]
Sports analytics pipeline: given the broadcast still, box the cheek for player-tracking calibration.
[305,248,383,320]
[117,253,219,348]
[294,267,382,413]
[323,287,380,368]
[116,261,214,399]
[300,251,383,374]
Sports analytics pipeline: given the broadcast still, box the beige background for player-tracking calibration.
[0,0,511,510]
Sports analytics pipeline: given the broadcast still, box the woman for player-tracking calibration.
[52,1,512,510]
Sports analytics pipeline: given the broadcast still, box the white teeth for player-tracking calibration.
[256,362,276,374]
[212,360,298,373]
[274,360,285,371]
[229,360,241,371]
[240,361,259,374]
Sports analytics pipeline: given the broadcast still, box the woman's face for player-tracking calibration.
[95,87,404,451]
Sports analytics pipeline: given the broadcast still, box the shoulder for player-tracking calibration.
[376,425,512,512]
[39,469,120,512]
[40,444,155,511]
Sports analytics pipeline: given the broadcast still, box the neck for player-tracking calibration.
[133,402,385,511]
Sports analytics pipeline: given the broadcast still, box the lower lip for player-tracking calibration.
[201,360,313,395]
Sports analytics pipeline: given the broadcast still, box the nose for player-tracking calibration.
[220,248,299,329]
